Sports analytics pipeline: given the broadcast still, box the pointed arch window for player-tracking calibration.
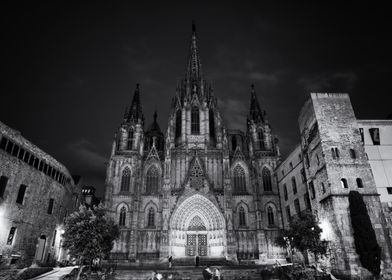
[146,166,159,194]
[147,207,155,227]
[209,109,216,143]
[191,106,200,135]
[127,130,134,150]
[258,131,264,150]
[262,167,272,191]
[120,167,131,192]
[356,178,364,188]
[119,207,126,226]
[233,165,246,194]
[267,206,275,226]
[175,109,182,138]
[231,136,237,151]
[239,206,246,226]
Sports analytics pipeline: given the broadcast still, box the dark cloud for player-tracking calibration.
[1,2,392,196]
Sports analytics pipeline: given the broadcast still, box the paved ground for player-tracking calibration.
[32,266,79,280]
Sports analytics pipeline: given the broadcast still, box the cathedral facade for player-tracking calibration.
[104,23,284,263]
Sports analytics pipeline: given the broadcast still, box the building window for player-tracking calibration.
[239,206,246,226]
[289,162,293,169]
[147,207,155,227]
[267,206,274,226]
[304,193,311,210]
[209,109,216,142]
[233,165,246,193]
[341,178,348,189]
[359,128,364,143]
[321,182,326,194]
[146,166,159,194]
[120,168,131,192]
[191,106,200,135]
[356,178,364,188]
[0,176,8,198]
[286,206,291,222]
[316,154,320,165]
[331,147,340,159]
[52,230,57,247]
[16,184,27,204]
[291,177,297,194]
[18,148,25,160]
[309,181,315,199]
[350,149,357,159]
[262,167,272,191]
[175,109,182,138]
[12,145,19,157]
[0,137,7,150]
[231,136,237,151]
[127,130,134,150]
[47,198,54,214]
[369,128,380,145]
[283,184,288,200]
[119,207,126,226]
[7,227,16,245]
[294,199,300,215]
[387,187,392,195]
[258,131,264,150]
[300,168,306,183]
[5,141,14,154]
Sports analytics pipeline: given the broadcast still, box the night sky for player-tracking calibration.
[2,2,392,196]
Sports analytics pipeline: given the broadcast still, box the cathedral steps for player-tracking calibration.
[112,266,281,280]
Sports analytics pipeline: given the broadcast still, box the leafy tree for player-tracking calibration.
[62,203,119,277]
[276,211,328,264]
[349,191,381,276]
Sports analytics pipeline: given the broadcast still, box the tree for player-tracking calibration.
[62,203,119,278]
[276,211,328,265]
[349,191,381,276]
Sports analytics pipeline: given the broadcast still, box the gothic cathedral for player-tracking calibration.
[104,23,284,264]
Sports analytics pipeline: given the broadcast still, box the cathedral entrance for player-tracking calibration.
[169,194,226,258]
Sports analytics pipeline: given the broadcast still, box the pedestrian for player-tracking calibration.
[168,255,173,268]
[195,255,200,267]
[202,266,213,280]
[214,267,221,280]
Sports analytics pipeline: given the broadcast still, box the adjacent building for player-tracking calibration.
[0,121,81,266]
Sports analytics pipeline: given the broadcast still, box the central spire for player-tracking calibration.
[249,84,264,123]
[186,20,202,81]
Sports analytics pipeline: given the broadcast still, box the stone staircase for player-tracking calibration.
[172,257,229,267]
[112,266,281,280]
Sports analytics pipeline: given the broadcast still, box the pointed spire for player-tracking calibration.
[249,84,264,123]
[126,83,144,124]
[186,20,202,81]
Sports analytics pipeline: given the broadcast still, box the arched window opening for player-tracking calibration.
[239,206,246,226]
[147,207,155,227]
[341,178,348,189]
[127,130,134,150]
[356,178,364,188]
[119,207,126,226]
[258,131,264,150]
[121,168,131,192]
[232,136,237,151]
[267,206,274,226]
[209,109,216,144]
[309,181,316,199]
[16,184,27,204]
[146,166,159,194]
[283,184,288,200]
[175,110,182,138]
[233,165,246,194]
[291,177,297,194]
[191,107,200,135]
[350,149,357,159]
[331,147,340,159]
[263,168,272,191]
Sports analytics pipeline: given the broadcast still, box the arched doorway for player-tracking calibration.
[169,194,226,258]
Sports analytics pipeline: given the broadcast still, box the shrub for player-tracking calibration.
[16,267,53,280]
[349,191,381,276]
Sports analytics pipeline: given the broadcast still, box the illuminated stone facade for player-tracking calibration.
[104,24,284,263]
[0,121,81,266]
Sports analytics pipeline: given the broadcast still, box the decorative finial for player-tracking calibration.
[136,83,140,90]
[192,20,196,32]
[153,110,157,122]
[251,84,255,90]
